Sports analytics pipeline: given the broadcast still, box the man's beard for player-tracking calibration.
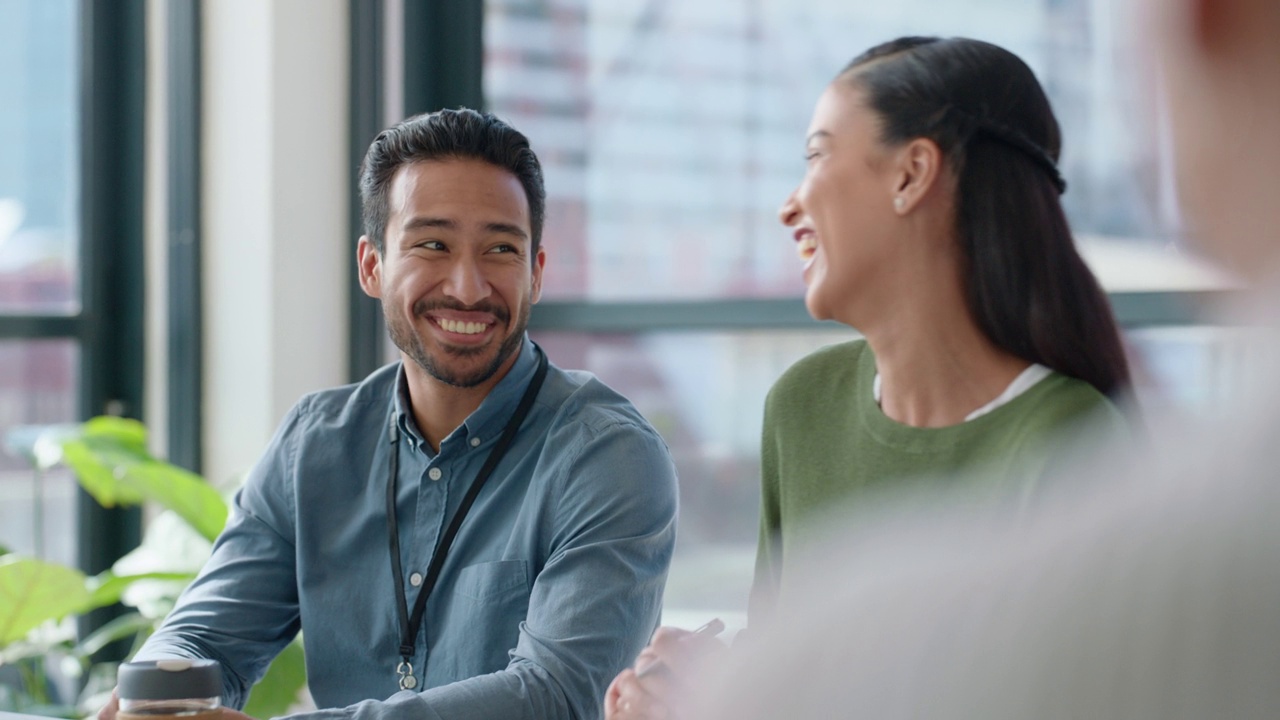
[385,296,529,388]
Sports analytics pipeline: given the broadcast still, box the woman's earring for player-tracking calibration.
[893,196,906,212]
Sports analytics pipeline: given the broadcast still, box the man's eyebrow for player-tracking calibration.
[403,216,456,232]
[401,217,527,241]
[486,222,529,241]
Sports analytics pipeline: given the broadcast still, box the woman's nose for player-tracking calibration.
[778,190,801,227]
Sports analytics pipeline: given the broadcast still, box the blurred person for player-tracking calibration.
[98,109,678,720]
[607,35,1134,719]
[627,0,1280,716]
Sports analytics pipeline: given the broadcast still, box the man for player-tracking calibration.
[102,109,679,720]
[619,0,1280,717]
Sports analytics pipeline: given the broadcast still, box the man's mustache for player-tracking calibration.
[412,298,510,325]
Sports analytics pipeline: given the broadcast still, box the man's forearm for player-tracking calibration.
[282,660,582,720]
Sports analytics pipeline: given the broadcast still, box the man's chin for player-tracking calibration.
[425,357,501,388]
[423,339,521,389]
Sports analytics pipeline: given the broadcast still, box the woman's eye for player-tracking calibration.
[804,151,821,161]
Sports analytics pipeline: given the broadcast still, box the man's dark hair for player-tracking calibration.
[840,37,1130,399]
[359,108,546,256]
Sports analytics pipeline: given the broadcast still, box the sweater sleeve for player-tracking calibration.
[748,384,785,627]
[1014,388,1135,507]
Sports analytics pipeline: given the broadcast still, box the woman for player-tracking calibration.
[606,36,1130,719]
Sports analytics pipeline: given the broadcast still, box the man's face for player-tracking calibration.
[359,158,545,388]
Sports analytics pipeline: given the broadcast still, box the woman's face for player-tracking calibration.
[780,82,900,324]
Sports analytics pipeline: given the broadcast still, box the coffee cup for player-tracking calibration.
[117,658,222,720]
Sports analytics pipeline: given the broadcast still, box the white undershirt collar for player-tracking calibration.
[873,363,1053,422]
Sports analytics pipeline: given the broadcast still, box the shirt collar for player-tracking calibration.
[392,335,540,451]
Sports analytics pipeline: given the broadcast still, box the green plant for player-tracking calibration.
[0,417,308,718]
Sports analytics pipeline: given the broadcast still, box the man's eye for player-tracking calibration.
[416,240,445,251]
[804,151,821,161]
[489,244,517,254]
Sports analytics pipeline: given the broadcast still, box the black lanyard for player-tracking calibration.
[385,348,549,691]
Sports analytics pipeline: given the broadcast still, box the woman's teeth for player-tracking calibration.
[440,319,487,335]
[796,234,818,262]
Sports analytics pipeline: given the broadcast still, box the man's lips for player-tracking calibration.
[414,300,508,339]
[431,316,492,336]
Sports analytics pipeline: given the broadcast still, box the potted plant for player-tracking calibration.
[0,417,307,719]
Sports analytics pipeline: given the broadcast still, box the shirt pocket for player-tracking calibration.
[432,560,531,681]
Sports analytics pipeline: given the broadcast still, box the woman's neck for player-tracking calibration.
[858,274,1030,429]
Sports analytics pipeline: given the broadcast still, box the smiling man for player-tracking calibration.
[103,110,679,720]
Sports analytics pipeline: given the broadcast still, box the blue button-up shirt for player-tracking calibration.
[138,339,679,720]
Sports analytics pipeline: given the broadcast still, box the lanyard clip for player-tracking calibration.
[396,660,417,690]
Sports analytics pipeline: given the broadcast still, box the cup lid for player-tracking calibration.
[118,659,222,701]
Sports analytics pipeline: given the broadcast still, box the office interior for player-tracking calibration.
[0,0,1262,711]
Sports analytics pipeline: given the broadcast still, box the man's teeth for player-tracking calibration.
[440,319,488,335]
[796,235,818,261]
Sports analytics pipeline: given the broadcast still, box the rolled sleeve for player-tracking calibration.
[137,406,303,708]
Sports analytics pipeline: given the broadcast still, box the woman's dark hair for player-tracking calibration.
[359,108,546,256]
[841,36,1129,398]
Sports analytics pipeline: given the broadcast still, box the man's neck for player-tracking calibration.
[402,346,523,452]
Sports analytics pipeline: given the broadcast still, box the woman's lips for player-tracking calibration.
[794,229,817,263]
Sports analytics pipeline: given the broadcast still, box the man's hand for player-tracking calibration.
[98,688,254,720]
[603,622,727,720]
[98,689,120,720]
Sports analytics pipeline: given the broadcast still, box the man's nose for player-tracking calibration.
[443,256,492,306]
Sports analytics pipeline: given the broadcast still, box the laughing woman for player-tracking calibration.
[606,35,1131,720]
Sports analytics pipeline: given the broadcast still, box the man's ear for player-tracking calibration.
[890,138,943,215]
[530,246,547,304]
[357,235,383,299]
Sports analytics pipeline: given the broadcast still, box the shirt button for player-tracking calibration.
[409,572,423,587]
[428,467,442,481]
[470,437,481,447]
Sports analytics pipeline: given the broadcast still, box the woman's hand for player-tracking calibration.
[604,621,727,720]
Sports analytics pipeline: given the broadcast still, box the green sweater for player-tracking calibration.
[751,339,1127,618]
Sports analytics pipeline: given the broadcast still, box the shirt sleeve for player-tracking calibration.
[135,404,304,709]
[281,416,679,720]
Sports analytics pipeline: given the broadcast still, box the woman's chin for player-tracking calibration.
[803,291,831,322]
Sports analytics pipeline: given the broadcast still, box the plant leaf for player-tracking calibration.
[58,439,147,507]
[0,557,90,645]
[56,418,229,542]
[72,611,155,658]
[113,462,228,542]
[86,571,196,610]
[242,639,308,719]
[82,416,148,451]
[0,619,76,664]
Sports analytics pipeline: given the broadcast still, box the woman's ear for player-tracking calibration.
[890,138,943,215]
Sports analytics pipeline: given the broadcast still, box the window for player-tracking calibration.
[0,0,82,567]
[0,0,144,593]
